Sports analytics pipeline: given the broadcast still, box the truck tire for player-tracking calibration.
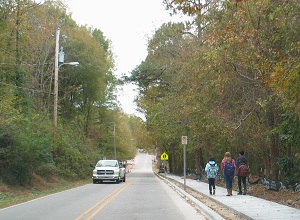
[93,179,97,184]
[116,177,120,184]
[123,175,126,182]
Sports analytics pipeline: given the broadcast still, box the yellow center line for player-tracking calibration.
[75,182,131,220]
[86,181,132,220]
[75,181,133,220]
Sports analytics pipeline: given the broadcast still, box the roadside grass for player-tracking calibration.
[0,177,91,209]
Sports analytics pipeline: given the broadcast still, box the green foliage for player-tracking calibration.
[277,156,298,182]
[130,0,300,180]
[55,146,86,179]
[91,28,110,53]
[0,113,54,185]
[0,0,142,187]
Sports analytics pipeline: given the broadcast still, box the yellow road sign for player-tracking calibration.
[160,152,169,161]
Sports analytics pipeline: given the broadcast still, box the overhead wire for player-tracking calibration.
[0,81,54,94]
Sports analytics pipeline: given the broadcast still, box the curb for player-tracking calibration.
[183,177,254,220]
[155,172,225,220]
[160,174,254,220]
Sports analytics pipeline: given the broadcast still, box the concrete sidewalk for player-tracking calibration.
[165,174,300,220]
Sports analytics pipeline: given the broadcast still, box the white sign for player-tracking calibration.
[181,136,187,145]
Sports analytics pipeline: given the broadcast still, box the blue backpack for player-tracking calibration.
[207,163,218,178]
[224,160,234,176]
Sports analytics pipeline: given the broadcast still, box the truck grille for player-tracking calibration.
[97,170,114,175]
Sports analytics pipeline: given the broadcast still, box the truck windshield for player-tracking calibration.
[96,161,118,167]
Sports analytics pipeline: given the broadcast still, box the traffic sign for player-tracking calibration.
[182,136,187,145]
[160,152,169,161]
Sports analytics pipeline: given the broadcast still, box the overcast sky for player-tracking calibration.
[67,0,185,117]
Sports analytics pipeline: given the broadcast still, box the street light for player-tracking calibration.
[59,62,79,68]
[53,28,79,157]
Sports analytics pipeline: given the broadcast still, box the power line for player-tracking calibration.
[0,62,52,67]
[0,81,53,94]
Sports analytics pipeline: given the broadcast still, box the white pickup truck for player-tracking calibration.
[92,160,126,184]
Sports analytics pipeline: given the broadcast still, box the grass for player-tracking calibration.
[0,177,91,209]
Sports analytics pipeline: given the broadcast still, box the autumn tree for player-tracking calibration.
[130,0,300,180]
[0,0,136,186]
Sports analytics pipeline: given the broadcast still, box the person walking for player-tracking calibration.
[221,152,236,196]
[205,157,219,195]
[236,150,248,195]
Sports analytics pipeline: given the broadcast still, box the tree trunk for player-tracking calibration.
[287,143,292,157]
[171,151,176,174]
[15,0,21,86]
[263,152,270,178]
[267,101,280,180]
[84,100,92,136]
[270,133,280,180]
[195,146,201,175]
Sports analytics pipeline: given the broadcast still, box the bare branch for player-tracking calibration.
[234,108,256,130]
[230,62,255,82]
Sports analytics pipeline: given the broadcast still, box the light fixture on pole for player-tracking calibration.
[62,62,79,66]
[53,28,79,158]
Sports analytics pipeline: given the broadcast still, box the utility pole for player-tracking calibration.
[53,29,78,159]
[53,28,60,157]
[113,122,116,159]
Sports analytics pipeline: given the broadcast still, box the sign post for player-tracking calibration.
[181,136,187,190]
[160,152,168,176]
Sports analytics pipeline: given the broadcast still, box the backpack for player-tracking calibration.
[238,162,248,177]
[208,163,218,178]
[224,160,234,176]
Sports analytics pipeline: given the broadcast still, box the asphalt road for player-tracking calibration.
[0,153,204,220]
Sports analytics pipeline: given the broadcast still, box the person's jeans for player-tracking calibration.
[224,174,233,189]
[208,178,215,193]
[238,176,247,192]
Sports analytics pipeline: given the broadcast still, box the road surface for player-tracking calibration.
[0,153,205,220]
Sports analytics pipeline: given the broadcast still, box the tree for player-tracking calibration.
[0,0,134,186]
[130,0,300,180]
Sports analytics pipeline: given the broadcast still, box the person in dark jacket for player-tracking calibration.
[236,150,248,195]
[205,157,219,195]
